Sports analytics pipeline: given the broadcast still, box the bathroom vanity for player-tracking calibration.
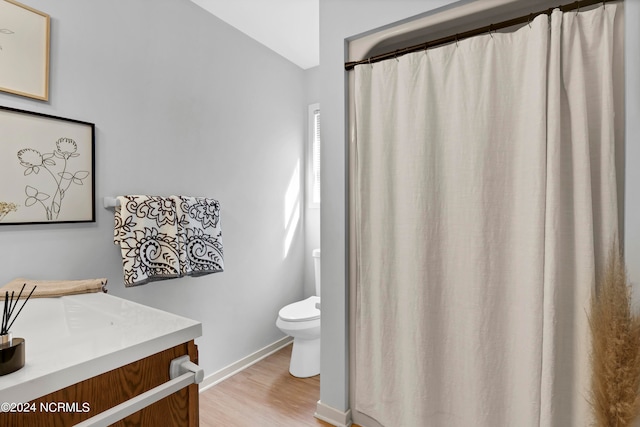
[0,293,202,426]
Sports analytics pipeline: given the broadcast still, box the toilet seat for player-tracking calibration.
[278,296,320,322]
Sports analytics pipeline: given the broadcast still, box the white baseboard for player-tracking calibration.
[315,400,353,427]
[199,336,293,392]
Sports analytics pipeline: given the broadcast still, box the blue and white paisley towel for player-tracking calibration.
[171,195,224,277]
[114,195,181,286]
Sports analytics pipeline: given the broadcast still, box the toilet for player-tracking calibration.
[276,249,321,378]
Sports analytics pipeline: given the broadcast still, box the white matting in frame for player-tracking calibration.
[0,0,50,100]
[0,106,95,225]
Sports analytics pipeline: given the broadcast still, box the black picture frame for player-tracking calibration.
[0,106,95,225]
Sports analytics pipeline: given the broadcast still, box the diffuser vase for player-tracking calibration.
[0,332,25,376]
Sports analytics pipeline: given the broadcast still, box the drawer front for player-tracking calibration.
[0,341,199,427]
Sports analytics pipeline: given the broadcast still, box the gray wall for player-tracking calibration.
[0,0,309,380]
[625,2,640,292]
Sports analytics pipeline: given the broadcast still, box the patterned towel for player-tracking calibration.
[114,195,181,286]
[171,195,224,277]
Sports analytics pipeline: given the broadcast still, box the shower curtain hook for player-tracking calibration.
[489,24,494,39]
[368,57,372,68]
[528,14,533,28]
[455,34,459,47]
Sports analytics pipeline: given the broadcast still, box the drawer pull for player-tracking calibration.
[74,356,202,427]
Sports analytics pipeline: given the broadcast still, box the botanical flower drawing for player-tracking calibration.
[16,137,90,221]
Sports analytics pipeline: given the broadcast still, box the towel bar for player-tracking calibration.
[103,197,120,208]
[73,356,203,427]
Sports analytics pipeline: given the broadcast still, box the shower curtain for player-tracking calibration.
[353,4,622,427]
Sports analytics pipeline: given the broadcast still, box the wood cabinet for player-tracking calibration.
[0,340,198,427]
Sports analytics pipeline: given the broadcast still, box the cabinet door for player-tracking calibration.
[0,341,199,427]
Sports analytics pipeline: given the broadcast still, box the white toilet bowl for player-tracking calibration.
[277,249,321,378]
[276,296,320,377]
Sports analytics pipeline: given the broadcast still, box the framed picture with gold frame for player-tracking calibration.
[0,0,50,101]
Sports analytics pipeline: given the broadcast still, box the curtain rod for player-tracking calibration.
[344,0,615,71]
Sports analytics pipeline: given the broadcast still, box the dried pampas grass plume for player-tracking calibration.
[589,244,640,427]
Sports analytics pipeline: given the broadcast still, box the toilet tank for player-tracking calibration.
[313,249,321,296]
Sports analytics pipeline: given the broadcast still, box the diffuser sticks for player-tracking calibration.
[1,284,36,336]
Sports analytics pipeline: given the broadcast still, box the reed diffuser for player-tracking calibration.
[0,283,36,376]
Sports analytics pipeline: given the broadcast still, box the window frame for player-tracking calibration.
[307,103,321,208]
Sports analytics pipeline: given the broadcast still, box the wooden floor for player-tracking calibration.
[199,343,335,426]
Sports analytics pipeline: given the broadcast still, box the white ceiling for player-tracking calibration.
[190,0,319,70]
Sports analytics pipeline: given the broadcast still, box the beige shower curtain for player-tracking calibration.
[353,4,622,427]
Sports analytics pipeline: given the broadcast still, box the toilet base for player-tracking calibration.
[289,337,320,378]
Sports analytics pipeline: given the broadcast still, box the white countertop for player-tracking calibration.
[0,292,202,404]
